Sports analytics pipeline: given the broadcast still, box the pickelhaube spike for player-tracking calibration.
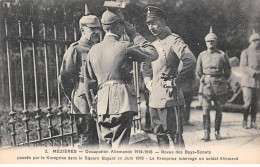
[85,4,91,16]
[209,26,213,33]
[205,26,217,41]
[252,29,256,34]
[79,3,101,29]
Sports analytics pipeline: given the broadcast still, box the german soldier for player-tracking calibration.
[240,29,260,129]
[196,27,231,141]
[59,11,101,146]
[142,6,196,148]
[84,9,158,148]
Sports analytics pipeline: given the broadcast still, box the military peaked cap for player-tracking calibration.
[145,6,167,22]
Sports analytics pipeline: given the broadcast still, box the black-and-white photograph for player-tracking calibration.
[0,0,259,164]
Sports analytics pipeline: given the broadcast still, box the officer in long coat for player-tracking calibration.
[84,10,158,148]
[240,30,260,129]
[196,27,231,141]
[59,13,101,146]
[142,6,196,148]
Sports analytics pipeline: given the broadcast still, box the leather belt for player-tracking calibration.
[98,80,126,90]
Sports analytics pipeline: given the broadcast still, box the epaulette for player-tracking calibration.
[218,49,224,55]
[171,33,181,39]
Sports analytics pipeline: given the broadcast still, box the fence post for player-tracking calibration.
[16,3,30,144]
[4,4,17,146]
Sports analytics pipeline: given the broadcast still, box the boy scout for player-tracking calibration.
[59,13,101,146]
[84,10,158,148]
[240,30,260,129]
[196,27,231,142]
[142,6,196,148]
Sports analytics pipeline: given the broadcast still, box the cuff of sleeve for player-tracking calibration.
[144,77,152,85]
[174,77,180,87]
[132,33,146,45]
[172,78,177,87]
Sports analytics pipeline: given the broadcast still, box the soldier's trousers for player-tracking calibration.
[202,94,226,132]
[183,91,194,123]
[242,87,260,122]
[75,114,99,147]
[150,106,185,148]
[96,111,135,148]
[144,91,151,129]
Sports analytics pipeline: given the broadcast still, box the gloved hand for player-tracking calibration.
[124,21,136,38]
[146,80,153,92]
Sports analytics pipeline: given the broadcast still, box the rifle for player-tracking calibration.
[161,73,183,148]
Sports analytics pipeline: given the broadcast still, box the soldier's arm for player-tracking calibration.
[126,34,158,62]
[171,37,196,86]
[141,62,153,85]
[124,22,158,62]
[223,53,231,79]
[84,49,97,108]
[196,54,203,78]
[240,50,256,77]
[59,47,77,99]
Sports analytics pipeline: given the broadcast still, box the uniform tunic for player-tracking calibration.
[85,33,158,148]
[59,38,99,146]
[142,26,196,109]
[60,39,92,114]
[85,33,158,115]
[240,46,260,118]
[197,49,231,98]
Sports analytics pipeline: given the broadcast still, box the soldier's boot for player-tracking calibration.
[157,135,169,148]
[202,114,210,142]
[242,108,249,129]
[250,117,257,129]
[79,115,99,147]
[243,121,248,129]
[215,113,222,140]
[173,134,185,149]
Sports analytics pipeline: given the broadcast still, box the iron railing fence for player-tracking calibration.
[0,0,143,148]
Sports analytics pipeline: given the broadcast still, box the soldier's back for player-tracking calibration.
[88,36,132,84]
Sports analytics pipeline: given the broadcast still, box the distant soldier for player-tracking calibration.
[240,29,260,129]
[196,27,231,142]
[142,6,196,148]
[59,11,101,146]
[84,9,158,148]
